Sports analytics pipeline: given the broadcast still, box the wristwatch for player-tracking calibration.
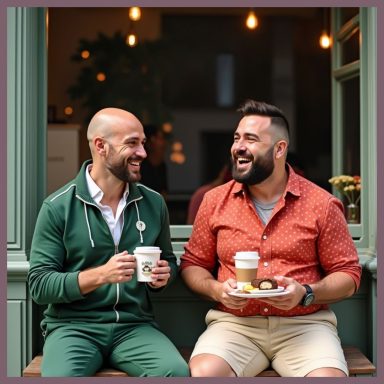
[300,284,315,306]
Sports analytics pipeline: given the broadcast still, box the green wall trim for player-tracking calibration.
[7,7,47,260]
[6,7,47,377]
[170,224,193,239]
[7,261,30,281]
[331,8,377,252]
[336,13,359,42]
[333,60,360,81]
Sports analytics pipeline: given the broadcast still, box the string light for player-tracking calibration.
[96,72,106,82]
[319,8,331,49]
[81,50,90,59]
[319,31,331,49]
[170,141,186,164]
[246,10,258,30]
[126,7,141,46]
[64,106,73,116]
[126,33,138,47]
[162,122,173,134]
[129,7,141,21]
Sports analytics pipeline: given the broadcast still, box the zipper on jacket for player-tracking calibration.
[113,243,120,322]
[112,198,144,322]
[76,194,143,323]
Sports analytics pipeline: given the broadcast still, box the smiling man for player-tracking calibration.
[28,108,189,377]
[180,100,361,377]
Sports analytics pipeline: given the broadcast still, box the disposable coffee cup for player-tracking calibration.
[134,246,162,282]
[234,251,260,290]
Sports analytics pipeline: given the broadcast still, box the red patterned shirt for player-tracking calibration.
[180,166,361,317]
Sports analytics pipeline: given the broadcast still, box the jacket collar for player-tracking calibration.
[74,160,143,205]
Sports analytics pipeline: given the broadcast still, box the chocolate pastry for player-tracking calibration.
[251,278,278,290]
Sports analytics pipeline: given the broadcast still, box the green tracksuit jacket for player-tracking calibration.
[28,160,177,331]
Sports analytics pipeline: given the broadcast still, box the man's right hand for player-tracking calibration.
[216,278,249,310]
[101,251,136,284]
[78,251,136,295]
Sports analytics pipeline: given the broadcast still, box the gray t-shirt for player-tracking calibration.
[252,198,278,225]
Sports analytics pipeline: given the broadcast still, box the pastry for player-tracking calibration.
[251,278,278,290]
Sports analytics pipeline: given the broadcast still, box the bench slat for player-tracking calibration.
[23,346,375,377]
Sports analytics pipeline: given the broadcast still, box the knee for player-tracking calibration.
[189,355,236,377]
[41,366,90,377]
[41,357,100,377]
[157,359,190,377]
[168,359,190,377]
[305,368,347,377]
[189,359,217,377]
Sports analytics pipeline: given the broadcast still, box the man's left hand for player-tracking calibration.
[256,275,306,310]
[147,259,171,289]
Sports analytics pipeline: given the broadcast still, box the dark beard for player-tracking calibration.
[107,161,140,183]
[106,147,142,183]
[231,145,275,185]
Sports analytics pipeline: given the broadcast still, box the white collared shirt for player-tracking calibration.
[86,165,129,245]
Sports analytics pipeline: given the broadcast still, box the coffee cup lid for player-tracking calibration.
[234,251,259,260]
[134,246,162,254]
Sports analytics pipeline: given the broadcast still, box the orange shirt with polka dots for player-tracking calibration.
[180,166,362,317]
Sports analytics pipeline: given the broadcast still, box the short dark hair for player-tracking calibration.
[237,99,290,138]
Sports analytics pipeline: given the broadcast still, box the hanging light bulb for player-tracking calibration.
[246,10,258,30]
[96,72,106,82]
[319,31,331,49]
[319,8,331,49]
[129,7,141,21]
[64,106,73,116]
[126,33,138,47]
[81,50,90,59]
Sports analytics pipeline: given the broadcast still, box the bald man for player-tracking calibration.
[28,108,189,377]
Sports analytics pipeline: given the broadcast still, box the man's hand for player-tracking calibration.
[100,251,136,284]
[256,275,305,310]
[78,250,136,295]
[216,278,249,310]
[147,259,171,289]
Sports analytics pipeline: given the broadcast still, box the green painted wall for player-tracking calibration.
[6,7,47,377]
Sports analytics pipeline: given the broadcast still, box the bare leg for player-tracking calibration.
[189,354,236,377]
[306,368,347,377]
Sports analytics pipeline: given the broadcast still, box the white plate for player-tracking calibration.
[229,286,288,298]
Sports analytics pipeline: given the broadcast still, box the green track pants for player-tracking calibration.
[41,321,190,377]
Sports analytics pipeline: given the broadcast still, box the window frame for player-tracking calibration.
[330,7,377,252]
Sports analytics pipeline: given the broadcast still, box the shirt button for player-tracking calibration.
[263,307,269,313]
[262,234,267,240]
[264,262,269,267]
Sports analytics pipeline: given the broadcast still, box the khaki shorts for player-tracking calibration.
[190,309,348,377]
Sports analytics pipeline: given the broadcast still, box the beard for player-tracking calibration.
[106,147,142,183]
[231,144,275,185]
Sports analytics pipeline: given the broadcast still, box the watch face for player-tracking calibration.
[304,293,315,306]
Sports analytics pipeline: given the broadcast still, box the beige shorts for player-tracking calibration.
[190,309,348,377]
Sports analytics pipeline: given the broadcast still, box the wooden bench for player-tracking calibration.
[23,345,375,377]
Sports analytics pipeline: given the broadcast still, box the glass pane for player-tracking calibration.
[342,76,360,223]
[342,76,360,175]
[341,27,360,65]
[340,7,359,25]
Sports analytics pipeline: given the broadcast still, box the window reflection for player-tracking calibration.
[342,76,360,176]
[341,27,360,65]
[340,7,359,25]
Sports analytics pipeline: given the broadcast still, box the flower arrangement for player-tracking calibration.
[328,175,361,205]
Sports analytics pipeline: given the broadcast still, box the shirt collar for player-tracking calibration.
[231,163,301,198]
[85,164,129,204]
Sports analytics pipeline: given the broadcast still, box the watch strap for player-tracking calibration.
[300,284,313,306]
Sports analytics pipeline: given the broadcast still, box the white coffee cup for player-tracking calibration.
[234,251,260,290]
[134,246,162,282]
